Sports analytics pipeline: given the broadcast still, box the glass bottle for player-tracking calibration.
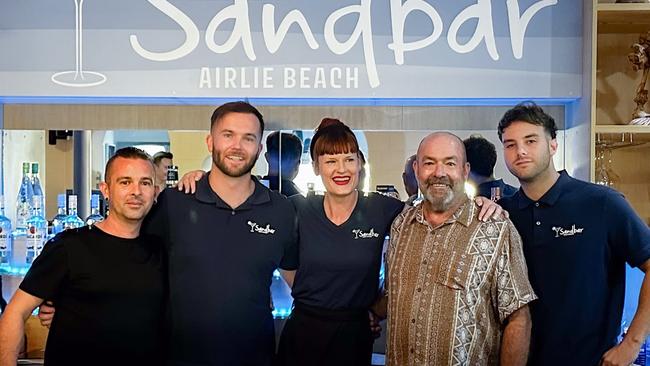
[85,194,104,226]
[490,186,501,202]
[31,162,45,218]
[26,195,47,264]
[63,195,85,230]
[51,194,68,236]
[15,162,34,235]
[166,165,179,188]
[0,195,13,267]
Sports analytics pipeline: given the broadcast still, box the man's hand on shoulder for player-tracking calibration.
[176,170,206,194]
[474,196,509,222]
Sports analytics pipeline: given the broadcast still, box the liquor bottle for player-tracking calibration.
[166,165,179,188]
[31,162,45,218]
[63,195,85,230]
[51,194,68,236]
[26,195,47,264]
[15,162,34,235]
[0,195,13,266]
[85,194,104,225]
[490,186,501,202]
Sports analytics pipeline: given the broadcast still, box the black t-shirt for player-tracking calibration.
[19,225,165,365]
[290,192,404,310]
[143,174,298,366]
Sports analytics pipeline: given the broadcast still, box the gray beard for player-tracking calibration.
[423,188,455,213]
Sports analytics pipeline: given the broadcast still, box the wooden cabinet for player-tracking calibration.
[592,1,650,225]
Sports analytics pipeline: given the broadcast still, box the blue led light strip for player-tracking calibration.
[0,96,579,107]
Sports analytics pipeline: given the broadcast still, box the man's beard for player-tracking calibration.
[512,154,551,184]
[420,176,464,213]
[213,149,257,178]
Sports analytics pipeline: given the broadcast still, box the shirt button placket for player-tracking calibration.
[533,202,543,245]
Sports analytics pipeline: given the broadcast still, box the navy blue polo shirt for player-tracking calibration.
[143,174,298,366]
[500,170,650,366]
[290,192,404,310]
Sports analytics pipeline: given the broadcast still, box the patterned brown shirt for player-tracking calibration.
[386,198,536,366]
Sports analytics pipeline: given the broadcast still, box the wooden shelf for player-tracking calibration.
[598,3,650,33]
[594,124,650,133]
[595,125,650,144]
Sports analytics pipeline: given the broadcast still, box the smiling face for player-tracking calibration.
[100,157,156,224]
[415,133,469,213]
[501,121,557,183]
[207,112,262,178]
[314,152,361,198]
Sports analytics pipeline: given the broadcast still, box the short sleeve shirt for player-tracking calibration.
[290,192,404,309]
[386,198,536,366]
[500,170,650,365]
[143,174,298,366]
[19,226,165,365]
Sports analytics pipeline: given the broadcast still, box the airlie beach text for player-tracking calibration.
[198,67,359,89]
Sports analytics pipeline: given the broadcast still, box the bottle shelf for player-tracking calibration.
[595,125,650,135]
[595,125,650,150]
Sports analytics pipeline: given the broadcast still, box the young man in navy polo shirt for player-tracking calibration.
[38,103,298,365]
[497,102,650,366]
[147,101,298,366]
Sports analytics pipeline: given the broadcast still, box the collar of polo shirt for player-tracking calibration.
[516,170,570,209]
[194,173,271,210]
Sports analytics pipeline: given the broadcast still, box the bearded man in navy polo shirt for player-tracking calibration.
[145,102,298,366]
[497,102,650,366]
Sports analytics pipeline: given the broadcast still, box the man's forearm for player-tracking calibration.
[279,269,296,288]
[0,311,27,366]
[623,271,650,348]
[500,305,531,366]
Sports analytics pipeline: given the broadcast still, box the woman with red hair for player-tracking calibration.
[275,118,404,366]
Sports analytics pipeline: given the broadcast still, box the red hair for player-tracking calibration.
[309,118,359,161]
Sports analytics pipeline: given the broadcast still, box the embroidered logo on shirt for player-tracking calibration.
[551,224,584,238]
[247,221,276,235]
[352,228,379,239]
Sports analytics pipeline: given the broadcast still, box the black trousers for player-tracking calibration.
[276,302,373,366]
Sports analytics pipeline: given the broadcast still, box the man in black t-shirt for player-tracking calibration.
[0,147,164,366]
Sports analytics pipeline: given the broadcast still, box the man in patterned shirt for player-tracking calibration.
[382,132,536,366]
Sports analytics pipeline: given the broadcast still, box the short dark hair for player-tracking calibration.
[210,101,264,135]
[152,151,173,166]
[105,147,155,182]
[266,132,302,162]
[463,135,496,178]
[498,101,558,141]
